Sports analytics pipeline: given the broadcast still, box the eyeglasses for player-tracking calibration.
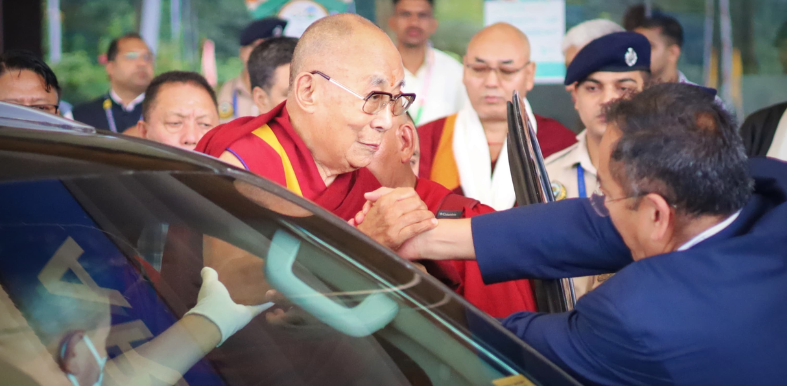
[7,102,59,115]
[310,71,416,116]
[119,51,155,62]
[465,62,530,81]
[589,185,641,217]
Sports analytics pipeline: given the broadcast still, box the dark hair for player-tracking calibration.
[605,82,753,217]
[622,4,647,31]
[393,0,434,6]
[0,50,61,99]
[640,14,684,48]
[141,71,217,121]
[248,37,298,93]
[107,33,145,62]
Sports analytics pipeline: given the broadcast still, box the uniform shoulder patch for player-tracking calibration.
[219,102,234,120]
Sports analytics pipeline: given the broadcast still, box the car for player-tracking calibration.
[0,102,580,386]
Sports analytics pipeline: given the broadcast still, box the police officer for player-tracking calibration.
[545,32,651,298]
[72,33,154,133]
[217,17,287,123]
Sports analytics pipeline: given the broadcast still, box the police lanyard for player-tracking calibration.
[103,95,141,133]
[577,164,587,198]
[411,47,435,126]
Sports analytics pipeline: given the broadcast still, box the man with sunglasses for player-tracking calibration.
[73,33,154,133]
[418,23,576,211]
[377,82,787,385]
[0,50,61,116]
[197,14,437,250]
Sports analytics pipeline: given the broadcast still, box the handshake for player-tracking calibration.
[348,187,438,258]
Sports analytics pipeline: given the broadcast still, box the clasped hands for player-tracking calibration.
[349,187,436,256]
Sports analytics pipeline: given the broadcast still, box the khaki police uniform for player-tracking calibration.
[545,130,612,299]
[217,76,259,124]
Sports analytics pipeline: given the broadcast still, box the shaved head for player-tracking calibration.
[463,22,536,122]
[291,14,398,86]
[468,22,531,58]
[286,13,407,180]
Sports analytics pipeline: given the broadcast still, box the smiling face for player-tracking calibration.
[463,24,535,122]
[139,82,219,150]
[290,16,407,176]
[572,70,645,139]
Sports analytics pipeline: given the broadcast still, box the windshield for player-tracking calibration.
[0,170,576,386]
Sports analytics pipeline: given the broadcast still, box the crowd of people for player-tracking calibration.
[1,0,786,384]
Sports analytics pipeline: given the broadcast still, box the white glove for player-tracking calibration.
[185,267,274,346]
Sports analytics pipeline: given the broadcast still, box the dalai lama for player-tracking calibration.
[358,112,537,317]
[197,14,436,250]
[418,23,577,211]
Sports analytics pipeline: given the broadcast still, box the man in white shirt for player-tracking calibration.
[388,0,465,126]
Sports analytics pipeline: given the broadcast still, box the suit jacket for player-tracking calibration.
[470,157,787,385]
[72,95,143,133]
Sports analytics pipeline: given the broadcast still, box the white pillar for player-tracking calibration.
[140,0,162,54]
[47,0,62,63]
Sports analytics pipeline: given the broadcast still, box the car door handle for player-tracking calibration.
[264,230,399,337]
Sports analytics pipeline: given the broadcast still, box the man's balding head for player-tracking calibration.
[463,22,536,122]
[286,14,407,179]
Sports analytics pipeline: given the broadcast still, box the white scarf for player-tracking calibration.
[452,99,538,210]
[766,108,787,162]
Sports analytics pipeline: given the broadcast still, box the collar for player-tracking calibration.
[563,130,597,176]
[677,210,742,251]
[109,89,145,112]
[677,71,689,84]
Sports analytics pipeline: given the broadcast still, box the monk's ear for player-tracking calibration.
[524,62,537,92]
[399,122,416,163]
[292,72,317,114]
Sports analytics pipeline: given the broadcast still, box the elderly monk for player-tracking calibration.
[196,14,435,249]
[361,112,537,317]
[418,23,577,211]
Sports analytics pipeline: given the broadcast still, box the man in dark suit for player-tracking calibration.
[369,83,787,385]
[73,33,154,132]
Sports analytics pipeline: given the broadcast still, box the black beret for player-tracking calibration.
[240,17,288,46]
[564,32,651,85]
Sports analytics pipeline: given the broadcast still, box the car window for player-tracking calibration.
[0,171,578,386]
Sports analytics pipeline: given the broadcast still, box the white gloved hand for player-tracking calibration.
[185,267,274,346]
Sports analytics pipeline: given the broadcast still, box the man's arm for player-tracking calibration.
[499,289,670,386]
[398,198,632,283]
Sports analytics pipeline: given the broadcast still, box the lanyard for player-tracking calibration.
[412,47,435,126]
[103,97,118,133]
[232,90,239,119]
[104,94,142,133]
[577,164,587,198]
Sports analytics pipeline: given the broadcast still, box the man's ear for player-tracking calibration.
[642,193,674,243]
[252,86,271,114]
[105,61,115,80]
[292,72,317,114]
[525,62,537,92]
[399,122,416,163]
[668,44,682,65]
[136,120,149,139]
[387,15,396,32]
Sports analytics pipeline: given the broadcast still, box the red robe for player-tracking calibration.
[418,113,577,195]
[414,178,537,317]
[196,102,380,221]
